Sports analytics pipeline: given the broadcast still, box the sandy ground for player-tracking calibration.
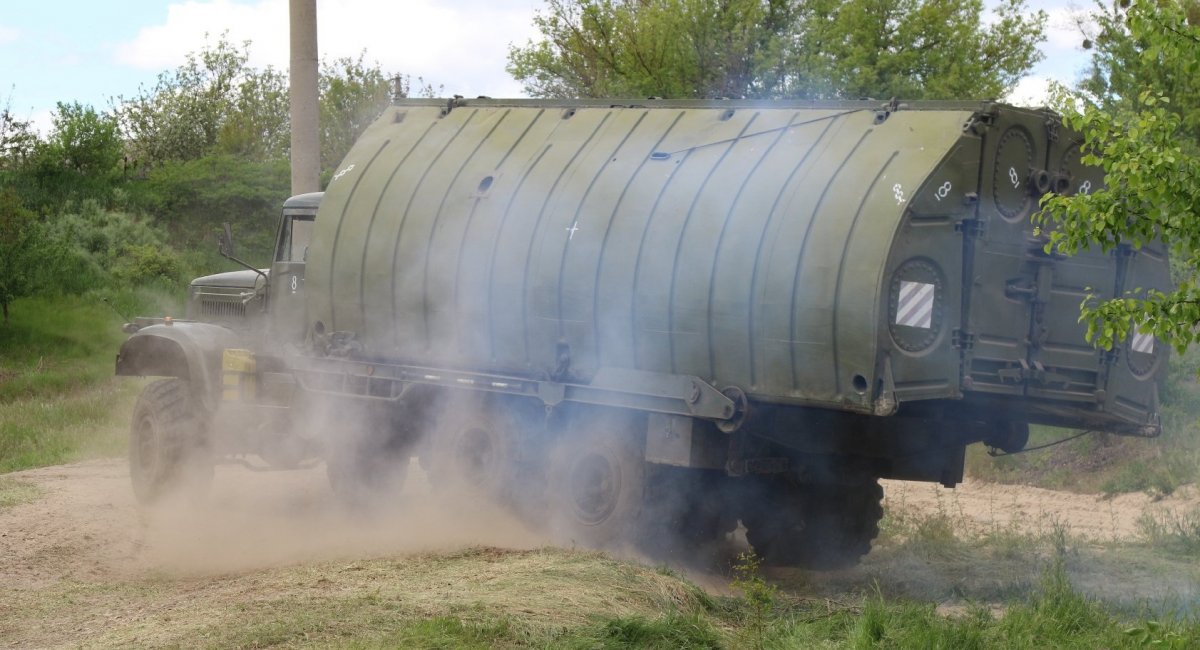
[881,476,1200,542]
[3,459,1200,647]
[5,458,1200,589]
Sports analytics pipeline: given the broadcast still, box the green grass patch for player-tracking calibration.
[0,477,41,509]
[0,377,140,473]
[0,290,177,403]
[0,292,174,472]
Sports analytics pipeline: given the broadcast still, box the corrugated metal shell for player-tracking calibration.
[307,100,972,410]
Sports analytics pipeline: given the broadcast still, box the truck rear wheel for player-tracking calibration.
[548,414,645,549]
[428,401,519,501]
[743,479,883,570]
[129,378,213,505]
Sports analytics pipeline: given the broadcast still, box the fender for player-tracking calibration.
[116,322,242,413]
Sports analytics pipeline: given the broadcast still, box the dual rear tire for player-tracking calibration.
[742,479,884,570]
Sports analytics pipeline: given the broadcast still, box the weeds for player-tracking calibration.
[730,551,778,649]
[1136,508,1200,557]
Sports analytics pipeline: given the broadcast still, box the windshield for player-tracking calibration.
[277,214,315,263]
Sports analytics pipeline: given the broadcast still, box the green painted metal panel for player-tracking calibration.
[305,98,1167,427]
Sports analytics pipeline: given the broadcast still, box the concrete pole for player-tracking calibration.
[289,0,320,195]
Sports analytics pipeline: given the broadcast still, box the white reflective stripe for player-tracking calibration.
[896,281,935,329]
[1131,330,1155,354]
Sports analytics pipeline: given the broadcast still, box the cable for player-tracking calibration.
[987,429,1094,458]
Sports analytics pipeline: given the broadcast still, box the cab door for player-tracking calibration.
[270,210,316,345]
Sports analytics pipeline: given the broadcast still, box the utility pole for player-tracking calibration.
[289,0,320,195]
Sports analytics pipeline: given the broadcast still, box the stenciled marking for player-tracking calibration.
[934,181,952,201]
[896,280,935,329]
[1078,180,1092,195]
[332,163,356,182]
[566,222,580,240]
[892,183,905,205]
[1008,166,1020,188]
[1131,330,1155,354]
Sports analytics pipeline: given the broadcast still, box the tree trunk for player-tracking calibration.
[2,301,8,325]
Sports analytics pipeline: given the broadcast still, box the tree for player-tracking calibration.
[22,102,126,211]
[507,0,1047,100]
[1078,0,1200,141]
[116,35,290,165]
[0,190,48,323]
[319,54,394,175]
[320,56,440,175]
[1037,1,1200,352]
[0,94,38,168]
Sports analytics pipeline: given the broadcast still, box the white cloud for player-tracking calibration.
[1006,75,1053,107]
[113,0,542,96]
[0,24,19,44]
[114,0,288,70]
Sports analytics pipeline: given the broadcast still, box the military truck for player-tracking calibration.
[116,98,1168,568]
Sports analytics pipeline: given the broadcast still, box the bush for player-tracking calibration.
[112,243,182,284]
[48,201,184,289]
[127,154,288,265]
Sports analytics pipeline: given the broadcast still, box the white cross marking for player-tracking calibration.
[566,223,580,240]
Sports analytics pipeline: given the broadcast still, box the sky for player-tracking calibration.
[0,0,1095,135]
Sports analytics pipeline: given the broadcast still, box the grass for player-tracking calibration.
[0,477,41,509]
[5,542,1197,649]
[0,291,175,472]
[1137,507,1200,557]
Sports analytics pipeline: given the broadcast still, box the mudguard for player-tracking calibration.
[116,322,241,413]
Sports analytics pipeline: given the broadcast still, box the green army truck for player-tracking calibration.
[116,98,1168,568]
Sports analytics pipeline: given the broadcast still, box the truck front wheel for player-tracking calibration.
[129,378,213,505]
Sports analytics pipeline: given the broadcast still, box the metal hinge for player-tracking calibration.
[952,329,976,350]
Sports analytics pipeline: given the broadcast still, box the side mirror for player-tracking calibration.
[219,223,236,257]
[216,222,269,286]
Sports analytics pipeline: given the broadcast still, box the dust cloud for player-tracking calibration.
[138,460,547,576]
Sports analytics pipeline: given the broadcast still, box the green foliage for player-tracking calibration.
[0,190,47,322]
[50,200,184,288]
[0,94,38,164]
[0,293,164,471]
[577,613,721,649]
[1037,2,1200,354]
[507,0,1047,100]
[1080,0,1200,142]
[730,551,779,649]
[117,35,289,165]
[319,54,394,174]
[1125,620,1191,649]
[127,153,289,262]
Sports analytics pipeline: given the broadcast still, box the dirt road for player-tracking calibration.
[2,459,1199,647]
[5,459,1200,584]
